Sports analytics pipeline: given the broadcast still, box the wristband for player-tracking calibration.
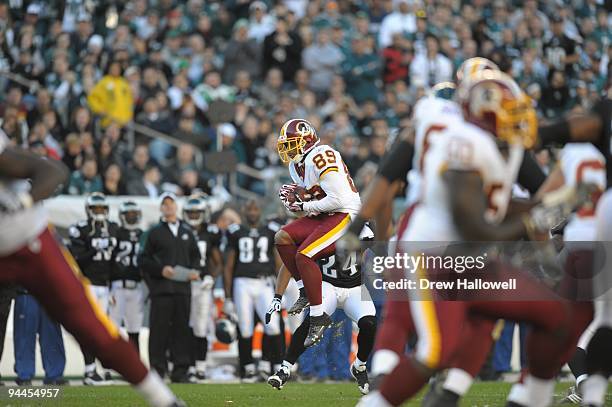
[274,294,282,301]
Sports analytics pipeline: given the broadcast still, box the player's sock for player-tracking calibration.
[442,368,473,396]
[371,350,400,377]
[506,382,528,406]
[194,336,208,368]
[128,332,140,354]
[295,253,322,308]
[582,374,608,406]
[524,375,555,407]
[379,356,429,405]
[135,370,177,407]
[310,304,324,317]
[374,300,411,355]
[353,357,367,371]
[84,362,96,374]
[286,318,309,364]
[238,336,254,370]
[277,244,301,280]
[266,334,283,367]
[357,316,377,363]
[568,347,587,382]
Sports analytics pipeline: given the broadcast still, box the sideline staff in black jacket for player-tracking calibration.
[140,192,201,383]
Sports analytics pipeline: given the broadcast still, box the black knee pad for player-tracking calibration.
[586,327,612,376]
[358,315,377,333]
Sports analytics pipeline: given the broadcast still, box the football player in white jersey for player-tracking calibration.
[274,118,361,348]
[341,57,503,244]
[0,133,182,406]
[533,143,606,404]
[267,224,376,395]
[360,71,581,407]
[536,95,612,407]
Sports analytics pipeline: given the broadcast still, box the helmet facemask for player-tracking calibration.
[184,209,206,227]
[87,204,109,222]
[277,137,307,163]
[120,209,142,230]
[495,94,537,149]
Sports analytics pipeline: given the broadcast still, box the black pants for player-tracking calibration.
[149,293,191,382]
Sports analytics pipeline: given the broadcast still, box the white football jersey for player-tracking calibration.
[288,144,361,216]
[402,121,524,241]
[560,143,606,242]
[0,132,48,256]
[406,96,463,206]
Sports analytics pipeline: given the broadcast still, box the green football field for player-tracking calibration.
[2,381,609,407]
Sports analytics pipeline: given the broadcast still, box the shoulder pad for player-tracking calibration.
[227,223,241,234]
[267,221,281,232]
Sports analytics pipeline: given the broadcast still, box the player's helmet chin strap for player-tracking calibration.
[298,139,320,163]
[88,217,109,236]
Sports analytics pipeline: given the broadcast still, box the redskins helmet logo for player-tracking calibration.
[295,121,314,138]
[470,83,502,117]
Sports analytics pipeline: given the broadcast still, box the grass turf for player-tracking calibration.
[0,381,607,406]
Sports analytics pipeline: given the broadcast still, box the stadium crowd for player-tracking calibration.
[0,0,609,200]
[0,0,610,389]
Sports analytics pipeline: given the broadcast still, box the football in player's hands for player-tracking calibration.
[294,185,327,202]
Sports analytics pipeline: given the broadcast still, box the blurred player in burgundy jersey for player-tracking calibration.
[0,133,182,407]
[274,118,361,348]
[359,71,581,407]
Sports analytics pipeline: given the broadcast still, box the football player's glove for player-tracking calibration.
[279,184,304,212]
[524,185,579,237]
[200,274,214,290]
[279,183,297,200]
[265,294,282,324]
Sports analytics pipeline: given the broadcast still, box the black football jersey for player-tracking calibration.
[111,227,143,282]
[68,220,119,286]
[194,224,222,276]
[318,251,362,289]
[227,222,278,278]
